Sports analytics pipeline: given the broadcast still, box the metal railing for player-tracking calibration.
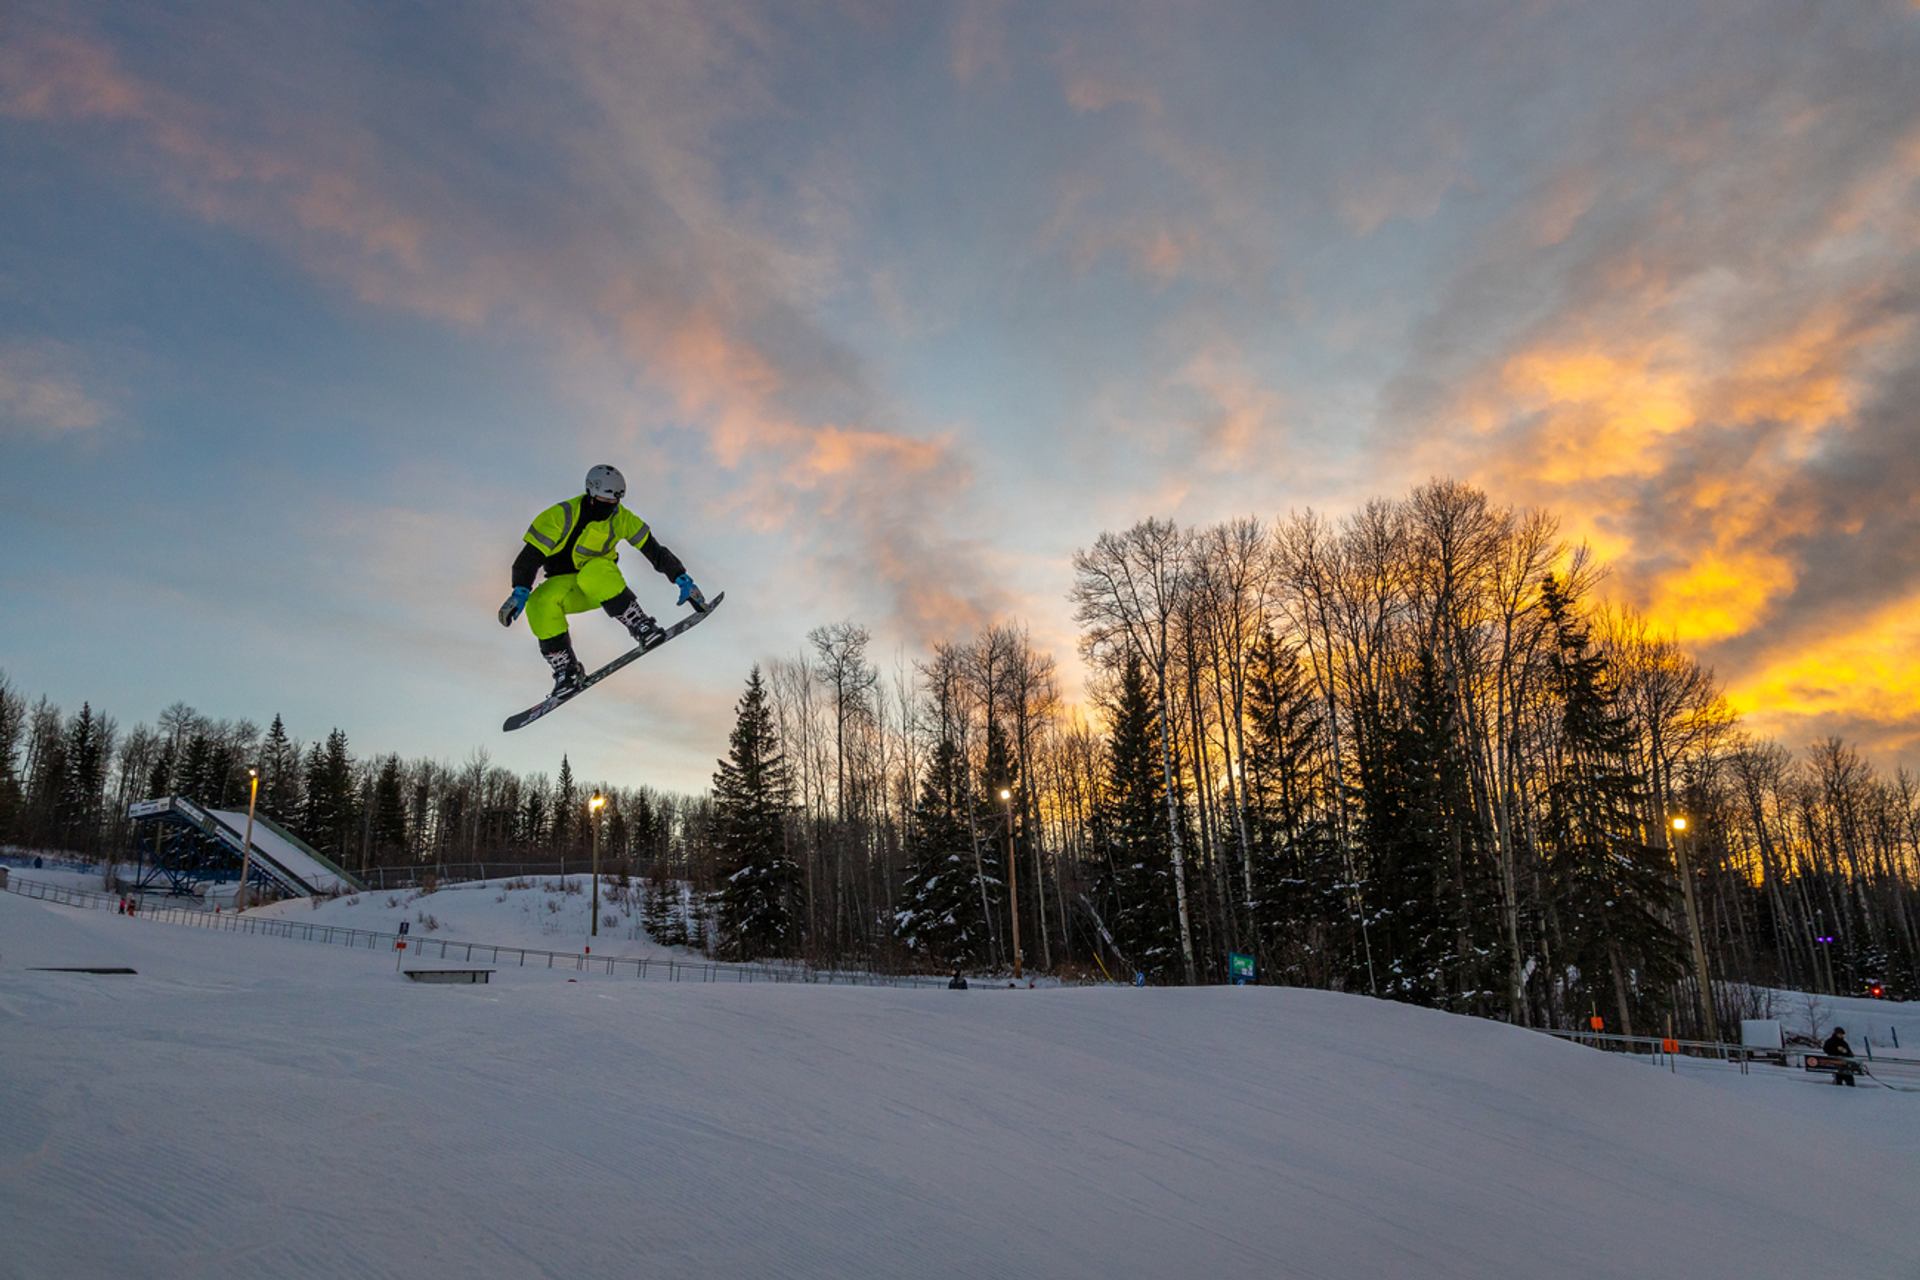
[3,875,946,988]
[350,862,594,891]
[1541,1027,1767,1073]
[1539,1026,1920,1086]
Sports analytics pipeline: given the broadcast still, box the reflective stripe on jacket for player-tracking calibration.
[524,497,651,570]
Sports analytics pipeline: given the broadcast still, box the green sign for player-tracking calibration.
[1229,952,1255,985]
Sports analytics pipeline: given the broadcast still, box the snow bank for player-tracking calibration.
[1758,985,1920,1058]
[1,892,1915,1279]
[249,873,695,960]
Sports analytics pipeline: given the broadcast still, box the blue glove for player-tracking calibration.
[498,586,530,627]
[675,573,707,611]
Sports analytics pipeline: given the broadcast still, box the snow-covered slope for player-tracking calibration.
[1,891,1914,1280]
[1762,985,1920,1058]
[250,873,694,959]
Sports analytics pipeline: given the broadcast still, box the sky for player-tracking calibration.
[2,1,1917,794]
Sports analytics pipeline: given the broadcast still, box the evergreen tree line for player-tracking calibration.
[700,480,1920,1036]
[7,478,1917,1032]
[0,686,700,883]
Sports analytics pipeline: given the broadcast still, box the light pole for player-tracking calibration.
[1670,816,1718,1042]
[589,794,605,938]
[1000,787,1022,980]
[236,768,260,911]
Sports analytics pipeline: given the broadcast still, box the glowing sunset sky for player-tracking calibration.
[2,2,1916,791]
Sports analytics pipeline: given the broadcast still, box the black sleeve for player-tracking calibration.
[511,542,544,591]
[638,535,687,582]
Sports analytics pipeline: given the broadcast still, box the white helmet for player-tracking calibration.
[584,464,626,502]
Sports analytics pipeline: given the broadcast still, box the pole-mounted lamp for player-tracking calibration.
[237,768,260,910]
[589,794,606,937]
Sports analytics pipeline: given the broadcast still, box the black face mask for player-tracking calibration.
[582,494,619,522]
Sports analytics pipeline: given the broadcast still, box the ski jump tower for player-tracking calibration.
[126,796,368,899]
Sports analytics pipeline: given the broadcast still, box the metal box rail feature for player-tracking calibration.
[405,968,494,984]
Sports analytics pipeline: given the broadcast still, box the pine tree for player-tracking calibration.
[59,703,106,853]
[260,714,300,818]
[21,699,65,848]
[1539,576,1686,1035]
[179,729,215,801]
[713,668,802,960]
[1359,653,1464,1005]
[553,755,576,859]
[1244,631,1344,984]
[519,786,547,854]
[370,753,409,866]
[1096,652,1180,978]
[145,742,174,799]
[895,735,993,967]
[642,870,676,944]
[0,677,27,842]
[630,791,659,867]
[301,729,355,861]
[977,717,1017,946]
[607,806,631,877]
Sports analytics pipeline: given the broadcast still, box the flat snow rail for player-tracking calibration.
[3,875,945,988]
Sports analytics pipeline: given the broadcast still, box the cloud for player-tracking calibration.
[1033,28,1272,291]
[1168,347,1285,469]
[1378,3,1920,760]
[1,4,1004,646]
[948,1,1011,87]
[1336,147,1470,237]
[1732,592,1920,760]
[8,0,1918,777]
[1062,70,1163,117]
[0,344,109,437]
[0,26,141,121]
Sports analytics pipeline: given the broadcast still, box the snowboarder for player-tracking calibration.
[948,967,968,990]
[497,465,707,697]
[1823,1026,1858,1087]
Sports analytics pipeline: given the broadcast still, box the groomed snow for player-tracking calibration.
[208,809,357,894]
[1759,986,1920,1059]
[249,873,696,961]
[1,891,1915,1279]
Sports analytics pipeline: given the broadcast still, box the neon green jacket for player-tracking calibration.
[511,496,685,587]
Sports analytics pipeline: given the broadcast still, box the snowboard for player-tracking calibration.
[502,592,724,733]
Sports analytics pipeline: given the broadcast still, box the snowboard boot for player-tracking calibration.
[609,594,666,649]
[541,637,587,698]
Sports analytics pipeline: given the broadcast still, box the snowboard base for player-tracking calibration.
[503,592,724,732]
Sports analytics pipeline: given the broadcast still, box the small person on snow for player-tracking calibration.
[1823,1026,1858,1087]
[498,465,707,697]
[948,967,968,990]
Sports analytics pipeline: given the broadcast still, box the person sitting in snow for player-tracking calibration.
[1823,1026,1858,1087]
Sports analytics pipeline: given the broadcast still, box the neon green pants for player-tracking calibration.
[526,560,629,641]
